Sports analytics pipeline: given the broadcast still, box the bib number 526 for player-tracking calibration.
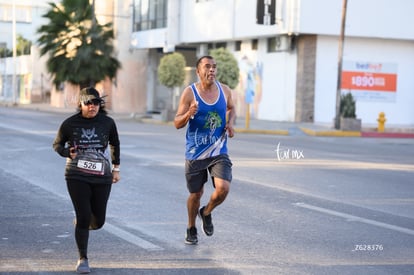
[77,159,103,174]
[82,161,97,170]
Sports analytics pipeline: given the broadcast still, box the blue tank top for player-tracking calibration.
[185,81,228,160]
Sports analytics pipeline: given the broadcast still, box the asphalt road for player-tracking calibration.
[0,106,413,275]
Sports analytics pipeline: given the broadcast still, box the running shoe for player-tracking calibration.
[199,206,214,236]
[185,226,198,245]
[76,258,90,274]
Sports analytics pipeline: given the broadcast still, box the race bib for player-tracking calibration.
[77,159,104,175]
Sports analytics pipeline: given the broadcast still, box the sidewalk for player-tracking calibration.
[5,102,414,138]
[234,117,414,138]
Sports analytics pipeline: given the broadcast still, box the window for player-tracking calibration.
[133,0,167,31]
[0,4,32,23]
[267,37,278,52]
[215,42,226,49]
[235,41,241,51]
[252,39,258,50]
[256,0,275,25]
[207,42,227,51]
[267,36,290,52]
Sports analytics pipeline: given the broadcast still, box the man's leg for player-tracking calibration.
[203,178,230,216]
[185,159,208,244]
[204,154,232,215]
[199,178,230,236]
[187,190,203,228]
[185,190,202,244]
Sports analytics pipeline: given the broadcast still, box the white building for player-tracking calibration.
[0,0,147,112]
[1,0,413,128]
[131,0,414,127]
[0,0,56,103]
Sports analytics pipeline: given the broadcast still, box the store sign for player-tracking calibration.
[341,61,398,101]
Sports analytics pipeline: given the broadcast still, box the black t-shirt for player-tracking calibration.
[53,112,120,184]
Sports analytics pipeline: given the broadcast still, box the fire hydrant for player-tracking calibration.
[377,112,386,132]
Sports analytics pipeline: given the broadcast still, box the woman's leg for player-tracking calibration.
[89,184,112,230]
[67,180,92,259]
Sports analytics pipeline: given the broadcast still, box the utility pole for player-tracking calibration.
[90,0,96,88]
[12,1,17,105]
[91,0,96,25]
[334,0,348,129]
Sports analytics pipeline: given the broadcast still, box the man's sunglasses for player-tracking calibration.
[83,99,101,106]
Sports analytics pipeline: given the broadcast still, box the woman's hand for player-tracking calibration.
[69,147,77,159]
[112,169,120,183]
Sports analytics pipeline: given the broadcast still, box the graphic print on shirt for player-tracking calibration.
[205,111,223,139]
[81,128,98,140]
[194,111,227,160]
[75,127,109,175]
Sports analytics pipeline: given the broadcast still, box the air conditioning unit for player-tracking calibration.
[163,44,175,53]
[274,35,290,51]
[197,44,208,58]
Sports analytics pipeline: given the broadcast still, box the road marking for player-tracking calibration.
[104,223,164,251]
[5,146,51,152]
[233,158,414,172]
[0,122,55,136]
[294,202,414,236]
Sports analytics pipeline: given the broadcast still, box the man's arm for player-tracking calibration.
[223,84,236,138]
[174,87,198,129]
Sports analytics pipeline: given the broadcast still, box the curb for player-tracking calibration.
[301,127,414,138]
[234,128,289,135]
[361,132,414,138]
[139,118,174,126]
[300,127,361,137]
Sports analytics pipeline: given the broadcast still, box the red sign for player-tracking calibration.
[341,71,397,92]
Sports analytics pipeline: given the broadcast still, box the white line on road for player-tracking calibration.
[294,202,414,236]
[0,122,56,136]
[104,223,164,251]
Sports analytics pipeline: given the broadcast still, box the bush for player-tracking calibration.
[340,93,356,118]
[158,52,186,88]
[209,48,239,89]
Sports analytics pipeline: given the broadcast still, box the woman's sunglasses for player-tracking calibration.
[83,99,101,106]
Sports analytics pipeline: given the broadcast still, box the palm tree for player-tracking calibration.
[37,0,121,89]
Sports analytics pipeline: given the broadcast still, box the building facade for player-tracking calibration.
[0,0,55,103]
[1,0,413,127]
[131,0,414,127]
[0,0,148,114]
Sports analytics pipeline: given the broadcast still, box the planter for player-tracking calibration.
[340,117,361,131]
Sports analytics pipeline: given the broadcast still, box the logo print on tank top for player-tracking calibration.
[205,111,222,138]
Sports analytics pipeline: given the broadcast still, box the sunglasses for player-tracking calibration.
[83,99,101,106]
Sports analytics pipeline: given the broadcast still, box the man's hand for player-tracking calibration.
[189,100,199,119]
[225,125,235,138]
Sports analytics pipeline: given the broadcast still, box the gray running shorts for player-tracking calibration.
[185,154,232,193]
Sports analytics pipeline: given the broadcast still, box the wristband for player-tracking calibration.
[112,167,120,172]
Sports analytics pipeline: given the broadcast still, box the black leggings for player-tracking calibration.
[67,180,112,259]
